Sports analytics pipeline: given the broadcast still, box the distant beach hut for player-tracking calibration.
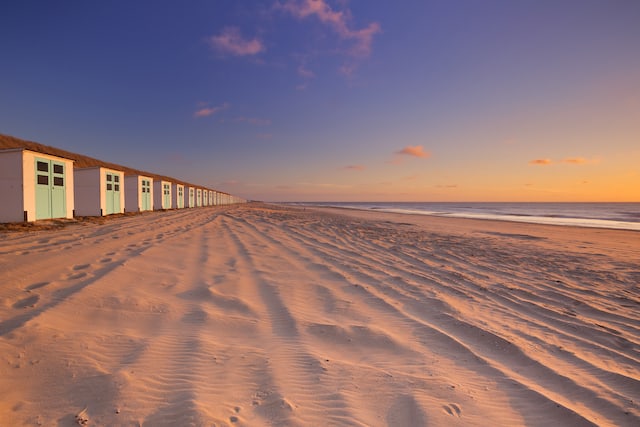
[74,167,124,216]
[208,190,214,206]
[0,148,74,222]
[185,186,195,207]
[196,188,202,207]
[153,180,172,210]
[202,189,208,206]
[124,175,153,212]
[172,183,184,209]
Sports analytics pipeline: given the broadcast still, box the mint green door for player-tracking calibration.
[113,174,121,213]
[189,188,194,207]
[105,172,121,214]
[35,158,66,219]
[163,183,170,208]
[178,187,184,208]
[141,179,151,210]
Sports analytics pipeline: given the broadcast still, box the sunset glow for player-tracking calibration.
[1,1,638,202]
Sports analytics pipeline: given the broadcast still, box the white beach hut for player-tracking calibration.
[196,189,202,207]
[203,189,208,207]
[0,148,75,222]
[172,183,184,209]
[208,190,214,206]
[185,186,195,208]
[74,167,124,216]
[124,175,153,212]
[153,180,172,210]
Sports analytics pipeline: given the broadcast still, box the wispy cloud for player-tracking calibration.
[219,116,272,125]
[297,63,315,79]
[562,157,600,165]
[529,157,599,166]
[396,145,430,158]
[194,102,230,118]
[343,164,365,171]
[280,0,381,58]
[208,27,265,56]
[529,158,553,165]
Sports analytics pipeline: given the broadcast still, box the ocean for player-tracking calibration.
[291,202,640,231]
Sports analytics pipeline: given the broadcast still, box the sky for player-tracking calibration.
[1,0,639,202]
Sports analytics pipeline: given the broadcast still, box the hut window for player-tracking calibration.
[37,161,48,172]
[114,185,119,191]
[114,175,119,182]
[107,184,113,190]
[37,175,48,185]
[53,164,64,174]
[53,177,64,186]
[106,174,112,182]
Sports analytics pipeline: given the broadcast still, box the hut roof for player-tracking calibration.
[0,133,229,195]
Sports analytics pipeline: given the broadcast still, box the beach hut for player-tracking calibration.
[185,186,195,208]
[208,190,214,206]
[124,175,153,212]
[0,148,74,222]
[153,180,172,210]
[172,183,184,209]
[196,189,202,207]
[74,167,124,216]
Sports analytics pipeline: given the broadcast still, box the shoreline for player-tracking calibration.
[286,202,640,232]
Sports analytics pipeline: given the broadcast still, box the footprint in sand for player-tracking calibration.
[68,272,88,280]
[25,282,49,291]
[73,264,90,271]
[443,403,461,417]
[100,258,113,263]
[13,294,39,309]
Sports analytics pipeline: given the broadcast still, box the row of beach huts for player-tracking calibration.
[0,135,246,224]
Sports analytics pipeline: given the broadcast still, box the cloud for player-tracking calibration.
[529,158,552,165]
[194,102,230,118]
[280,0,381,58]
[528,157,600,166]
[208,27,265,56]
[343,164,365,171]
[218,116,272,125]
[281,0,381,57]
[562,157,599,165]
[297,63,315,79]
[396,145,430,158]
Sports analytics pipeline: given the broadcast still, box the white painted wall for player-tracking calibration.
[0,149,26,222]
[74,168,101,216]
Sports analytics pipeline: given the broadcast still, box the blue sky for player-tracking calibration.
[1,1,639,201]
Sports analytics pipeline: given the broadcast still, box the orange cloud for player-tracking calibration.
[208,27,264,56]
[344,165,365,171]
[562,157,599,165]
[396,145,430,158]
[529,159,552,165]
[194,102,229,118]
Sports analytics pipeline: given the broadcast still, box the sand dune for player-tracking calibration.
[0,204,638,426]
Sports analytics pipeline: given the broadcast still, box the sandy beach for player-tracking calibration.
[0,203,638,426]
